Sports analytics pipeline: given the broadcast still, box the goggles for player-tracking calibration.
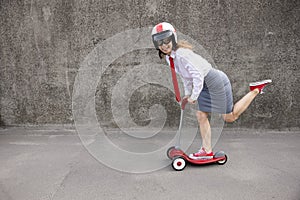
[152,30,174,49]
[156,37,172,46]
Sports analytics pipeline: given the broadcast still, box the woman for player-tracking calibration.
[151,22,272,159]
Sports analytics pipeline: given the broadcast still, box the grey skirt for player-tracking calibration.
[197,68,233,114]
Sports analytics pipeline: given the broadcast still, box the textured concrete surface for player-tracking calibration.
[0,0,299,129]
[0,127,299,200]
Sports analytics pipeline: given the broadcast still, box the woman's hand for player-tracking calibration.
[183,96,196,104]
[187,97,196,104]
[183,96,189,100]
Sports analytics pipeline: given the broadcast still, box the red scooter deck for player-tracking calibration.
[167,147,227,171]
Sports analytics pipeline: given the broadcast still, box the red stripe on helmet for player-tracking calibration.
[156,23,163,33]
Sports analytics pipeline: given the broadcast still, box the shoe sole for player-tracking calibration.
[189,155,214,160]
[249,79,272,86]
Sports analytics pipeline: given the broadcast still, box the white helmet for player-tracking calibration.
[151,22,177,50]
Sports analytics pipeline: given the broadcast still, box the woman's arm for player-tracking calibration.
[179,56,204,101]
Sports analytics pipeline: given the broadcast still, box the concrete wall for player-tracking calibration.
[0,0,299,129]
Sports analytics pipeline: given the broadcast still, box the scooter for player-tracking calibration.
[167,98,228,171]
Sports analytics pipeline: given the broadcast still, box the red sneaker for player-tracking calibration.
[189,147,214,159]
[249,79,272,94]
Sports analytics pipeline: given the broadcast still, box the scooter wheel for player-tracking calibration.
[167,146,176,159]
[217,155,227,165]
[172,157,186,171]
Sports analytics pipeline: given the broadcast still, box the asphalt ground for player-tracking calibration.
[0,127,299,200]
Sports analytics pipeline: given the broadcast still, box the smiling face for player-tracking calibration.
[158,40,173,55]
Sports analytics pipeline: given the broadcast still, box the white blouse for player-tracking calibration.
[166,48,212,101]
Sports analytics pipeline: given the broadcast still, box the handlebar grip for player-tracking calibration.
[181,98,188,110]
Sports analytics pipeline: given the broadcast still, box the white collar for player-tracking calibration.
[167,50,176,59]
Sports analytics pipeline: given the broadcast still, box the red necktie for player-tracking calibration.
[169,56,181,102]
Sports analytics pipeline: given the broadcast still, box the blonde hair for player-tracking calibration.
[175,40,193,50]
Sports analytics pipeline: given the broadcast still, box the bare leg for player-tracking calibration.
[223,89,259,122]
[196,111,212,152]
[195,88,261,151]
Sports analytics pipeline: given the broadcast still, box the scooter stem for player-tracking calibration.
[175,98,189,149]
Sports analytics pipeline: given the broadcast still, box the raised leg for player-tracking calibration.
[223,89,259,122]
